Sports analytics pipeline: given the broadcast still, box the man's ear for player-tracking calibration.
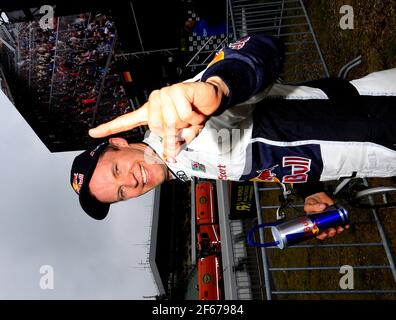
[108,137,129,147]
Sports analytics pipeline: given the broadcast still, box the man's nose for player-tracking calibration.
[120,171,138,188]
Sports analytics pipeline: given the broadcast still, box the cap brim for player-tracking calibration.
[79,183,110,220]
[78,143,110,220]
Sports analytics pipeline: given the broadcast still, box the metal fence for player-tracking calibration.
[186,0,329,82]
[228,0,329,82]
[251,180,396,299]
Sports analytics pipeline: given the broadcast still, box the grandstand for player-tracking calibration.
[0,1,195,152]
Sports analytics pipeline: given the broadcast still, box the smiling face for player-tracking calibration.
[88,138,169,203]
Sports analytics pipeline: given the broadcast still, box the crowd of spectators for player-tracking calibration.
[10,12,140,151]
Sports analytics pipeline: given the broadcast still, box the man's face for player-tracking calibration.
[89,141,168,203]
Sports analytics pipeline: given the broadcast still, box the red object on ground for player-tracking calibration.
[195,182,216,225]
[198,254,222,300]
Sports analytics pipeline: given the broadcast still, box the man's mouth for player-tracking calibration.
[140,164,148,185]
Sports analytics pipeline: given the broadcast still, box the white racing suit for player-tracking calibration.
[143,34,396,185]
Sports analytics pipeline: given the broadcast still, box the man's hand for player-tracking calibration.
[304,192,349,241]
[89,77,229,162]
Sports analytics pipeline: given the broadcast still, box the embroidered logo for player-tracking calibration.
[217,164,227,180]
[250,165,279,183]
[72,173,84,194]
[229,36,250,50]
[191,161,206,172]
[176,170,190,182]
[282,156,311,183]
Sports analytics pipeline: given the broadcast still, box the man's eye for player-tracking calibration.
[119,187,125,201]
[115,164,119,176]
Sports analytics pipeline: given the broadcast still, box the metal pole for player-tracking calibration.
[273,290,396,295]
[277,0,285,37]
[253,181,273,300]
[90,32,117,127]
[362,178,396,283]
[190,178,196,266]
[299,0,329,77]
[28,24,33,88]
[129,1,144,51]
[1,25,16,46]
[216,180,238,299]
[115,48,178,58]
[73,12,91,96]
[48,17,60,110]
[227,0,237,41]
[0,36,15,52]
[226,0,229,42]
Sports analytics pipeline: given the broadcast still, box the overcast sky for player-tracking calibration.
[0,89,158,299]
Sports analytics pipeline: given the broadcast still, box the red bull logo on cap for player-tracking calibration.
[72,173,84,194]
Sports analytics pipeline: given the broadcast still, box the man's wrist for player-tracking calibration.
[204,75,233,117]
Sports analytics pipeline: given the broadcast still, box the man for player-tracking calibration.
[71,34,396,239]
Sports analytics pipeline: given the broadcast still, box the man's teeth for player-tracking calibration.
[140,165,147,184]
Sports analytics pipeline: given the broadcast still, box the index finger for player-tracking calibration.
[89,105,148,138]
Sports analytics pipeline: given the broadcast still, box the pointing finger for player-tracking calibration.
[89,105,148,138]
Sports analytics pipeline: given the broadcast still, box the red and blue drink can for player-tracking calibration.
[247,205,349,249]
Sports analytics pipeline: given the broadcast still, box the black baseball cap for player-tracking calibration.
[70,141,110,220]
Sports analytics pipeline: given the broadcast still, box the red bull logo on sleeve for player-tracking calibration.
[250,165,279,183]
[229,36,250,50]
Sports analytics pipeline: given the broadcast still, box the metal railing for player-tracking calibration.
[251,181,396,299]
[228,0,329,81]
[186,0,329,82]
